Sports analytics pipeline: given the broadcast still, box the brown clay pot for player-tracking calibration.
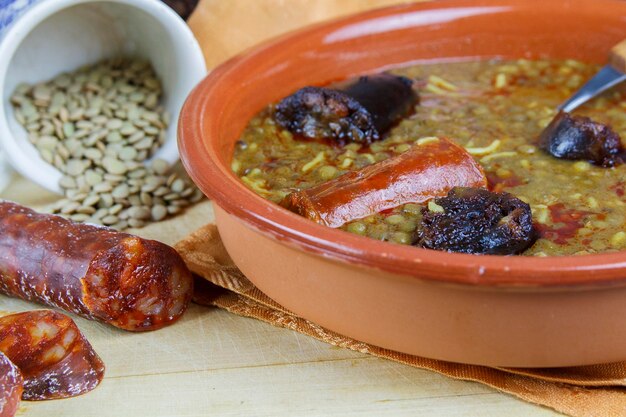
[178,0,626,367]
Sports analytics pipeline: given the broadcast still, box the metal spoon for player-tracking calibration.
[558,39,626,112]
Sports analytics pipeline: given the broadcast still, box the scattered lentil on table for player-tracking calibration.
[10,57,203,230]
[232,59,626,256]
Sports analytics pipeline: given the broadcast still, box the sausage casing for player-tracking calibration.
[282,137,487,228]
[0,201,193,331]
[0,353,22,417]
[0,310,104,401]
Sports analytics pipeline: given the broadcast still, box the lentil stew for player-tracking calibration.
[232,59,626,256]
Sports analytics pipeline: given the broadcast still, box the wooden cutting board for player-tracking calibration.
[0,1,561,415]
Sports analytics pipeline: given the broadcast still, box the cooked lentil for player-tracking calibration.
[232,59,626,256]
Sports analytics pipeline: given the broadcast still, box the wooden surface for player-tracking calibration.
[0,174,561,417]
[609,39,626,73]
[0,1,562,415]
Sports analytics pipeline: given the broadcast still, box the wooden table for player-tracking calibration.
[0,175,560,417]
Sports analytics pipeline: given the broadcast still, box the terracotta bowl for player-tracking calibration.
[179,0,626,367]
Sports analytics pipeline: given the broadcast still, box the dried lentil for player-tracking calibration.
[10,57,203,230]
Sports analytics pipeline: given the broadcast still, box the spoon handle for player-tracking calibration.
[609,39,626,73]
[558,39,626,112]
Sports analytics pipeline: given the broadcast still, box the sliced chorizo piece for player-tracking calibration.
[0,201,193,331]
[281,137,487,228]
[0,310,104,400]
[0,353,22,417]
[274,73,417,145]
[415,187,536,255]
[539,111,625,167]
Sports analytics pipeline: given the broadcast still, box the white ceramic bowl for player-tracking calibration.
[0,0,207,194]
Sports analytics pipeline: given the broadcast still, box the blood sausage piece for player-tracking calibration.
[341,73,417,136]
[539,111,624,167]
[274,73,417,145]
[415,187,536,255]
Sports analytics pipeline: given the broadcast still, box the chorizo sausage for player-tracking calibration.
[0,353,22,417]
[274,73,418,145]
[281,137,487,228]
[0,310,104,400]
[0,310,104,401]
[0,201,193,331]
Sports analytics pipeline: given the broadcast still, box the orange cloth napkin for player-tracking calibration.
[175,224,626,417]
